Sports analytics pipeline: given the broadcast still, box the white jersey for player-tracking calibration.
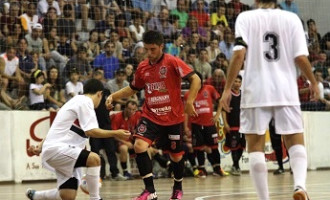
[42,95,99,161]
[234,9,308,108]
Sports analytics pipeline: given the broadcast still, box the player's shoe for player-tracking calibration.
[293,186,310,200]
[213,168,229,176]
[26,188,36,200]
[197,169,207,178]
[169,189,183,200]
[124,171,133,180]
[193,169,200,178]
[112,173,128,181]
[273,168,285,175]
[132,190,158,200]
[230,166,241,176]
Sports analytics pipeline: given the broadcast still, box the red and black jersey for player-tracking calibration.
[111,110,142,134]
[226,90,241,130]
[184,85,220,126]
[130,53,194,126]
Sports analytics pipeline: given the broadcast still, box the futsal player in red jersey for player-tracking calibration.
[184,71,227,178]
[106,30,201,200]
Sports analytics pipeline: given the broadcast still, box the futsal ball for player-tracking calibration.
[80,175,102,195]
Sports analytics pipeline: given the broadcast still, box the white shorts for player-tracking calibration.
[239,106,304,135]
[42,145,83,188]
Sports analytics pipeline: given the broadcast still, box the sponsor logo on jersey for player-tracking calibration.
[168,134,180,140]
[147,94,170,105]
[159,66,167,78]
[203,91,208,98]
[194,99,209,107]
[150,106,172,115]
[196,107,211,114]
[146,81,167,94]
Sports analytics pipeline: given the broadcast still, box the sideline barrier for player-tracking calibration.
[0,111,329,182]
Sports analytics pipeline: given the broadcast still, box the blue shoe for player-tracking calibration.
[124,171,133,180]
[26,188,36,200]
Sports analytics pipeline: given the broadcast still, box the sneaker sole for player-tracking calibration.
[293,191,308,200]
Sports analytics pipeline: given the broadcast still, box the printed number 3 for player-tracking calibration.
[263,33,279,62]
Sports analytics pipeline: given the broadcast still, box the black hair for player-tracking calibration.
[63,4,73,10]
[31,69,45,83]
[259,0,277,4]
[313,68,323,74]
[236,75,242,81]
[83,79,104,94]
[125,99,138,107]
[307,19,315,27]
[143,30,164,45]
[47,66,62,91]
[169,14,180,25]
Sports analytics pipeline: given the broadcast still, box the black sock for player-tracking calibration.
[207,153,215,165]
[232,149,243,169]
[153,153,169,168]
[136,151,154,192]
[143,177,155,193]
[274,147,284,169]
[121,162,127,172]
[187,152,196,167]
[211,149,220,165]
[196,150,205,166]
[171,159,184,190]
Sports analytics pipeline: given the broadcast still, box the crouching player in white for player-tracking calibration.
[220,0,320,200]
[26,79,130,200]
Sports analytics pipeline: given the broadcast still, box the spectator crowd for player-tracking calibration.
[0,0,329,111]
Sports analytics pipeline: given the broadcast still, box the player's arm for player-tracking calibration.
[106,86,137,109]
[85,128,131,140]
[220,48,246,112]
[221,111,230,134]
[295,55,320,101]
[185,73,201,117]
[213,98,222,122]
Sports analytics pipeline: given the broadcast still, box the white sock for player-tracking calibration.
[288,144,307,190]
[249,152,269,200]
[86,166,101,200]
[33,188,61,200]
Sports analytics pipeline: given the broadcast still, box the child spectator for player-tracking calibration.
[29,69,52,110]
[65,69,83,99]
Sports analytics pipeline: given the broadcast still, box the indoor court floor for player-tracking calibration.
[2,170,330,200]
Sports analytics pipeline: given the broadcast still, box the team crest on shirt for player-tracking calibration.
[159,66,167,78]
[137,124,147,134]
[203,91,209,98]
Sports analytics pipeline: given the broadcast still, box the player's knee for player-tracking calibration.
[86,152,101,167]
[134,140,149,153]
[170,154,183,162]
[59,190,76,200]
[119,145,128,154]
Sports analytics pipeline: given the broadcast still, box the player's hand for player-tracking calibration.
[105,95,114,110]
[185,101,198,117]
[219,89,232,113]
[310,83,320,101]
[212,113,220,123]
[114,129,131,140]
[28,145,42,156]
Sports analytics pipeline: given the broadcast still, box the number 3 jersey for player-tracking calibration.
[234,8,309,108]
[130,53,194,126]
